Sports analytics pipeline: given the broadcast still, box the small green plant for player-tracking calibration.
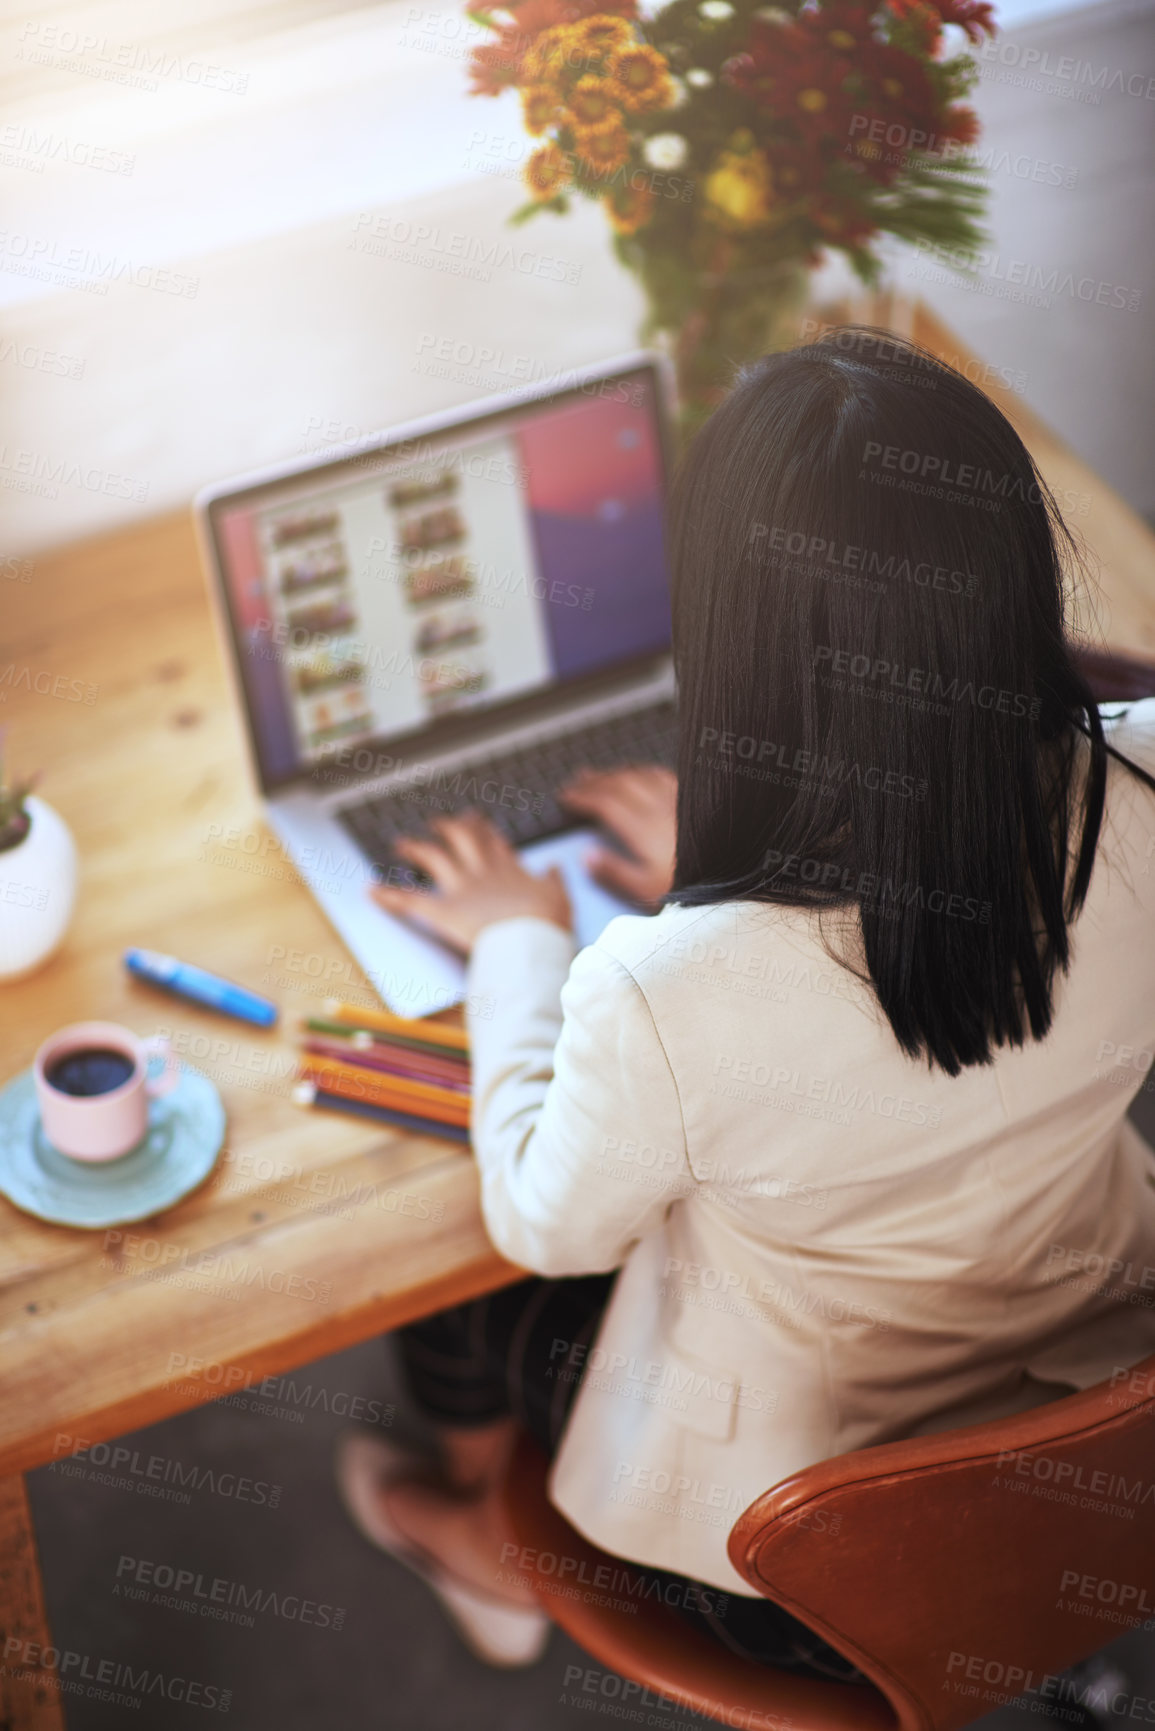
[0,731,37,853]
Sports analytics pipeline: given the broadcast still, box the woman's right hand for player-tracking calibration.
[558,765,678,909]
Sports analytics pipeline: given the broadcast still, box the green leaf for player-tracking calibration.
[508,195,571,224]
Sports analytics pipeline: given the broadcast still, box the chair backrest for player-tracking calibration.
[1071,645,1155,702]
[729,1355,1155,1731]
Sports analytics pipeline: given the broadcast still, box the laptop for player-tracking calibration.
[195,352,678,1018]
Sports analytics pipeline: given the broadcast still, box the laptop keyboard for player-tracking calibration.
[336,698,678,885]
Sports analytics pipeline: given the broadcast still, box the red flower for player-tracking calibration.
[795,2,877,56]
[940,103,980,145]
[728,20,858,143]
[809,193,877,245]
[888,0,996,41]
[852,38,938,131]
[888,2,945,54]
[765,142,827,200]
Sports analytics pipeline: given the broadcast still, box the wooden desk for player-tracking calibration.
[2,307,1154,1729]
[0,515,520,1730]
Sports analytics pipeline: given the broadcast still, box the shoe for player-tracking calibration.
[334,1430,551,1668]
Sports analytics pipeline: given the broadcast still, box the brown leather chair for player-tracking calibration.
[502,1355,1155,1731]
[503,639,1155,1726]
[1072,645,1155,703]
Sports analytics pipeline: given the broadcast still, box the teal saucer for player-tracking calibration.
[0,1065,226,1229]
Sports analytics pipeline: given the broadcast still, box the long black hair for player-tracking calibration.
[667,328,1155,1076]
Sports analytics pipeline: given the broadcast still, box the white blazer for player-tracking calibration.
[464,701,1155,1595]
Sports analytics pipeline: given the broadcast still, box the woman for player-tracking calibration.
[336,330,1155,1671]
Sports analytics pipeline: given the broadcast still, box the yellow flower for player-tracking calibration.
[797,88,827,112]
[827,28,856,47]
[607,43,674,112]
[607,183,656,233]
[704,147,773,228]
[566,73,618,129]
[522,25,572,82]
[522,84,559,135]
[569,15,634,58]
[525,142,572,199]
[573,116,630,171]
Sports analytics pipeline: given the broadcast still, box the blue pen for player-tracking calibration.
[124,948,278,1027]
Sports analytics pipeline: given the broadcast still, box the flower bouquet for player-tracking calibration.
[467,0,996,431]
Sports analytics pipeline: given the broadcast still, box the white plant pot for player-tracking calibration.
[0,796,78,981]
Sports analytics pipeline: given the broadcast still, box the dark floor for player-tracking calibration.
[25,1077,1155,1730]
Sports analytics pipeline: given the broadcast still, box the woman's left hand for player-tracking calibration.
[369,809,573,956]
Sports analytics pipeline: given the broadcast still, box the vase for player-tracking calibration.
[640,254,811,445]
[0,796,79,981]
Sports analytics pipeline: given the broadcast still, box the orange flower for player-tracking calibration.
[522,83,559,133]
[569,13,634,56]
[607,42,673,112]
[468,40,527,96]
[522,23,575,82]
[566,73,619,128]
[606,182,656,232]
[567,0,638,19]
[573,116,630,170]
[467,0,569,95]
[525,142,572,198]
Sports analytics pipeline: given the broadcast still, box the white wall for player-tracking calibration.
[889,0,1155,520]
[0,0,1150,553]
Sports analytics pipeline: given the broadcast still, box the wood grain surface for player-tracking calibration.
[0,305,1153,1731]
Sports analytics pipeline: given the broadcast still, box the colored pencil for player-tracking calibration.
[303,1017,471,1066]
[293,1081,470,1145]
[300,1051,470,1113]
[320,998,469,1053]
[297,1071,470,1132]
[302,1035,469,1091]
[297,1056,471,1126]
[302,1029,469,1087]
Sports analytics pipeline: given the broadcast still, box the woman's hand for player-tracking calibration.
[559,765,677,908]
[370,809,572,956]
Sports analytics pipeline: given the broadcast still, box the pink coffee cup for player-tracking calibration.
[33,1021,181,1162]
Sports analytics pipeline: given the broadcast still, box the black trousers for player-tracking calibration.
[396,1273,861,1680]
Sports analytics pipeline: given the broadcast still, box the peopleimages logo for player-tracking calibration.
[1057,1568,1155,1616]
[976,34,1155,101]
[115,1555,346,1630]
[814,644,1042,721]
[912,241,1141,313]
[748,521,978,596]
[994,1445,1155,1511]
[944,1650,1155,1719]
[1,1639,231,1714]
[51,1434,283,1508]
[760,849,993,924]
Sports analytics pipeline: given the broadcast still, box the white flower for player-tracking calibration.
[699,0,735,16]
[643,132,689,170]
[685,66,714,86]
[753,5,793,20]
[665,75,690,107]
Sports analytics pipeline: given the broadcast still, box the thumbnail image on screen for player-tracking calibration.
[213,367,671,788]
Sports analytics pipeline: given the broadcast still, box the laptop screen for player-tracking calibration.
[205,360,672,793]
